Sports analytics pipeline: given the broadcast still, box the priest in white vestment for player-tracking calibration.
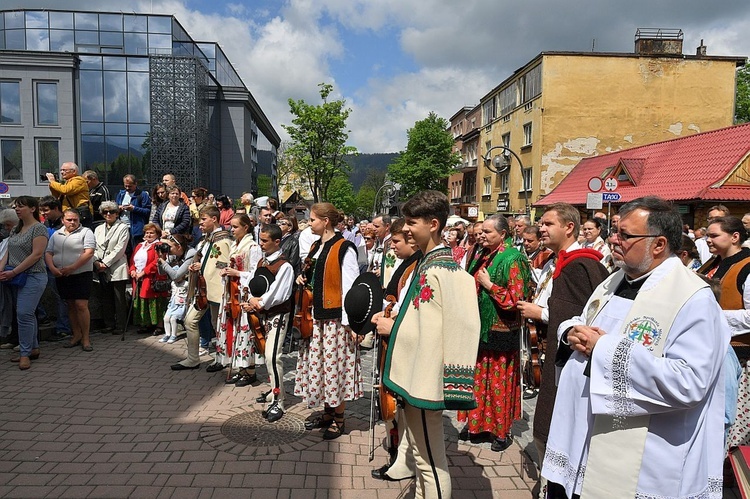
[541,197,729,499]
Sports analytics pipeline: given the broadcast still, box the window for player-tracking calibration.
[483,176,492,196]
[499,85,517,116]
[482,99,496,125]
[523,122,532,147]
[523,64,542,102]
[0,81,21,124]
[1,139,23,181]
[502,133,510,149]
[497,172,509,193]
[520,168,533,192]
[37,140,59,179]
[36,82,58,126]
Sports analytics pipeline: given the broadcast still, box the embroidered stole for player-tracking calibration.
[580,264,706,498]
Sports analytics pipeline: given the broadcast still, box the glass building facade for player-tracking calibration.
[0,9,279,199]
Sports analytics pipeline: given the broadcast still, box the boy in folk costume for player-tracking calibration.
[171,205,232,370]
[243,224,295,422]
[373,191,480,499]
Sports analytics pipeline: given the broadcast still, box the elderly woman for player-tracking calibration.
[457,214,533,452]
[129,223,169,335]
[45,209,96,351]
[582,218,612,265]
[0,208,20,348]
[152,186,191,236]
[93,201,130,334]
[0,197,49,369]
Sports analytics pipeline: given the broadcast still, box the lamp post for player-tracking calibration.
[373,180,401,218]
[482,145,530,216]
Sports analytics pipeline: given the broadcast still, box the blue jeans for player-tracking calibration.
[35,270,71,333]
[12,272,47,357]
[199,305,213,349]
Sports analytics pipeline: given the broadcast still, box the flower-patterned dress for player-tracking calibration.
[457,245,532,440]
[215,235,262,367]
[294,241,363,408]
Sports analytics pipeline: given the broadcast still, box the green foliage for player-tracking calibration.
[325,174,356,214]
[256,174,273,197]
[353,185,377,220]
[282,83,357,202]
[387,112,461,198]
[737,65,750,124]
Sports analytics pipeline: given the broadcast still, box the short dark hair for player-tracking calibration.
[522,226,541,239]
[199,205,220,220]
[708,204,730,216]
[390,218,406,236]
[374,213,392,226]
[618,196,682,253]
[401,190,449,231]
[39,195,61,211]
[679,234,700,260]
[192,187,207,199]
[544,202,581,235]
[260,223,282,241]
[709,216,748,244]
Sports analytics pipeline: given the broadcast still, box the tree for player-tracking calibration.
[325,174,356,214]
[353,185,376,220]
[282,83,357,203]
[388,112,461,198]
[737,65,750,124]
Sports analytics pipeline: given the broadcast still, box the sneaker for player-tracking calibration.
[48,331,71,342]
[166,336,177,344]
[198,347,209,356]
[0,342,16,349]
[159,334,170,343]
[13,345,20,352]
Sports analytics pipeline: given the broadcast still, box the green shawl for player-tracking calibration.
[473,245,532,342]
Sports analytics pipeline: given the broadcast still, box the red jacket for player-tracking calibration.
[129,241,169,299]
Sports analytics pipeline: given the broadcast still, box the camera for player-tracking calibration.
[156,242,171,255]
[40,173,54,182]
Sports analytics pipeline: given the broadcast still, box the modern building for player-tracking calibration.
[535,122,750,227]
[0,8,279,201]
[450,29,746,219]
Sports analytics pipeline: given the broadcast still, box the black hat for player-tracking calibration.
[249,267,275,297]
[344,272,384,336]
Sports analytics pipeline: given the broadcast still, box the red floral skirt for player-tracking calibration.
[457,349,520,439]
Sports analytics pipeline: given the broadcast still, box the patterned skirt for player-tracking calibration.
[457,349,520,439]
[133,296,167,326]
[294,319,363,408]
[215,312,256,369]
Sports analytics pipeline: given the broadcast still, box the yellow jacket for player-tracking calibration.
[49,176,92,214]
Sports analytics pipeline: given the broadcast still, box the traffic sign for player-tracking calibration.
[588,177,603,192]
[604,177,618,191]
[586,193,603,210]
[602,192,621,202]
[0,182,8,195]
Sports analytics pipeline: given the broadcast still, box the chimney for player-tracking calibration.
[696,39,707,56]
[634,28,684,55]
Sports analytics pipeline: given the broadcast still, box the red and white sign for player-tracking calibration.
[588,177,603,192]
[604,177,619,191]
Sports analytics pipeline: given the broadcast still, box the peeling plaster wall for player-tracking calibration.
[541,138,600,193]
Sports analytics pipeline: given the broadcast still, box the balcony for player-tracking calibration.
[461,194,476,204]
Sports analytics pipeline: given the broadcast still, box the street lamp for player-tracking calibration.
[373,180,401,217]
[482,145,530,216]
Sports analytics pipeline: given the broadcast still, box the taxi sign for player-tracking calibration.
[602,192,621,202]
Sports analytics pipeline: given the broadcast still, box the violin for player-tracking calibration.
[225,256,241,319]
[242,286,266,356]
[292,257,313,339]
[187,244,208,311]
[525,319,542,388]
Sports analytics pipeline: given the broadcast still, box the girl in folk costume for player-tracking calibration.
[215,214,262,385]
[129,223,169,335]
[295,203,362,440]
[458,214,533,452]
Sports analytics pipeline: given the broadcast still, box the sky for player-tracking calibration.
[8,0,750,153]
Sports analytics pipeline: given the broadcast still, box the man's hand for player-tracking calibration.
[45,172,56,182]
[567,325,605,357]
[189,262,201,272]
[295,274,307,286]
[371,311,394,337]
[246,297,262,312]
[517,300,543,321]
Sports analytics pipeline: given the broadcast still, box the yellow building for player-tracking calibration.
[463,30,746,218]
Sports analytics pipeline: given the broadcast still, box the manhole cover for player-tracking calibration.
[220,411,307,446]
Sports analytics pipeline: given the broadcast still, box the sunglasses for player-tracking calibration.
[277,221,290,226]
[102,210,118,215]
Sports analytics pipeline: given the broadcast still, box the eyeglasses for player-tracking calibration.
[277,221,290,226]
[101,210,118,215]
[615,231,661,241]
[60,169,75,172]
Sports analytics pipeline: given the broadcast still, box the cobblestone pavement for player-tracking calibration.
[1,330,738,498]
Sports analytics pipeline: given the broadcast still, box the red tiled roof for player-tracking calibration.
[535,123,750,206]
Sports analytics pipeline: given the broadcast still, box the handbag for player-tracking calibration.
[4,265,27,287]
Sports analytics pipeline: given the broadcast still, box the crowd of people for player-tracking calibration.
[1,160,749,498]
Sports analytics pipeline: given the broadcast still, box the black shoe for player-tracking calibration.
[491,434,514,452]
[305,414,335,430]
[234,373,257,387]
[256,390,271,403]
[469,431,493,444]
[225,373,241,384]
[48,331,71,342]
[206,363,226,373]
[371,464,399,482]
[265,402,284,423]
[458,427,469,441]
[523,388,538,400]
[171,362,200,371]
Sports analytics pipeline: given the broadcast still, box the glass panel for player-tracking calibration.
[148,33,172,51]
[127,57,149,72]
[106,135,130,168]
[148,16,172,34]
[50,30,74,52]
[5,29,26,50]
[0,12,4,30]
[1,140,23,181]
[129,124,150,136]
[5,12,25,29]
[99,31,123,47]
[75,30,98,45]
[0,34,4,51]
[75,12,98,30]
[129,136,147,158]
[79,71,103,121]
[38,140,59,178]
[124,32,148,55]
[0,81,21,124]
[124,15,148,33]
[36,82,58,126]
[102,56,126,70]
[26,11,49,29]
[101,47,123,54]
[50,12,74,29]
[76,46,99,54]
[81,122,103,135]
[105,123,128,135]
[127,72,150,123]
[26,29,50,51]
[81,135,105,178]
[99,14,122,31]
[103,71,127,122]
[79,55,102,70]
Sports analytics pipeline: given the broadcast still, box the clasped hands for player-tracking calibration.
[241,296,262,313]
[370,311,394,337]
[567,325,605,357]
